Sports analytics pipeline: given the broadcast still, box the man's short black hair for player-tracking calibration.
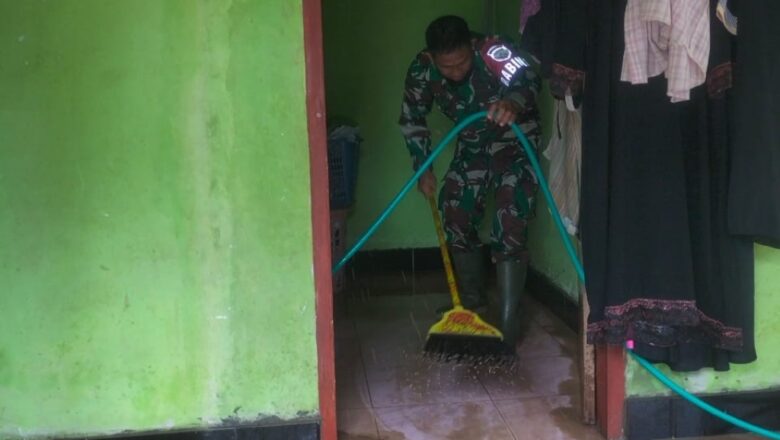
[425,15,471,54]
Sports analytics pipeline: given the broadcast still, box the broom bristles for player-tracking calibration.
[423,307,514,364]
[424,333,515,365]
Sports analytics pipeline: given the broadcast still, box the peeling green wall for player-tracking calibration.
[628,245,780,396]
[0,1,318,438]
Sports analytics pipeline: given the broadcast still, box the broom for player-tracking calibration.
[423,195,514,363]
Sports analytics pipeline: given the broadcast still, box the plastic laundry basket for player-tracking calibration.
[330,209,348,293]
[328,137,359,210]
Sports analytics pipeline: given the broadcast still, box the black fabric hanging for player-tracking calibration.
[519,0,757,371]
[727,0,780,249]
[519,0,587,101]
[580,0,756,371]
[639,0,756,370]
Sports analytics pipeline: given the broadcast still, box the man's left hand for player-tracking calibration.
[487,99,521,127]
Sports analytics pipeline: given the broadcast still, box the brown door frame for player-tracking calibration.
[303,0,337,439]
[597,345,626,439]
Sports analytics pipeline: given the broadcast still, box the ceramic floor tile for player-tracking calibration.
[356,311,431,356]
[495,395,604,440]
[409,312,441,340]
[355,316,425,343]
[349,270,449,296]
[347,294,445,321]
[524,354,579,397]
[336,319,359,340]
[362,272,449,296]
[530,300,571,330]
[337,361,372,410]
[374,401,514,440]
[335,297,350,321]
[408,271,450,295]
[407,294,449,317]
[362,271,416,293]
[515,324,567,359]
[365,357,491,408]
[338,408,379,440]
[336,339,363,370]
[476,354,579,400]
[357,318,426,369]
[543,322,578,357]
[337,283,597,438]
[474,362,536,400]
[360,339,426,370]
[345,295,391,320]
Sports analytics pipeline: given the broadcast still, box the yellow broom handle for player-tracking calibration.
[428,195,462,309]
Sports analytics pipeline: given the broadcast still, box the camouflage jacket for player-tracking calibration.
[399,35,541,170]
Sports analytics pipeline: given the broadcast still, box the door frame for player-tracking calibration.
[303,0,337,439]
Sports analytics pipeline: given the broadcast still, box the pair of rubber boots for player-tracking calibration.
[448,250,527,349]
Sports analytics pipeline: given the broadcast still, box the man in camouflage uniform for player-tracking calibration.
[399,15,541,348]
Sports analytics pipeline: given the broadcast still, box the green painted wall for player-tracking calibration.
[0,1,318,438]
[324,0,485,250]
[324,0,580,298]
[628,245,780,396]
[523,88,581,299]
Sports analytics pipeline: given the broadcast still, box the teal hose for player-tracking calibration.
[629,350,780,439]
[332,111,487,272]
[512,122,780,440]
[509,123,585,281]
[332,110,780,439]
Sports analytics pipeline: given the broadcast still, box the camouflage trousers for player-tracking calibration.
[439,131,539,262]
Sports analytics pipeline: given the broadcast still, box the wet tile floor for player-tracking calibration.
[334,270,601,440]
[334,271,761,440]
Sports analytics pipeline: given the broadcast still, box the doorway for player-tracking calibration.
[309,0,604,438]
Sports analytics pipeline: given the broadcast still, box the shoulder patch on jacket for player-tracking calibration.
[479,37,530,87]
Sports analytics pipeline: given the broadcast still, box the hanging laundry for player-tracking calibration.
[520,0,759,371]
[519,0,541,34]
[521,0,760,371]
[543,101,581,236]
[519,0,587,103]
[715,0,737,35]
[585,0,756,371]
[728,0,780,248]
[621,0,710,103]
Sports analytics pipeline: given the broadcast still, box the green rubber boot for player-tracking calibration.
[453,250,487,310]
[436,250,486,313]
[497,260,528,350]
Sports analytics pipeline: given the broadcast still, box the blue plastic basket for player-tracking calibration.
[328,137,359,209]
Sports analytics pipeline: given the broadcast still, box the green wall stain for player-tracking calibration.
[0,0,317,437]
